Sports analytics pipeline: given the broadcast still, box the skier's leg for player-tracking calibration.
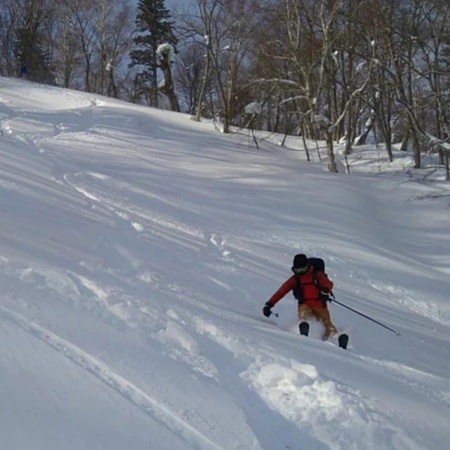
[313,307,338,340]
[297,304,313,336]
[297,304,313,321]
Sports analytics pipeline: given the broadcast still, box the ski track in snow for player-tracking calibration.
[361,356,450,409]
[0,305,224,450]
[63,171,207,252]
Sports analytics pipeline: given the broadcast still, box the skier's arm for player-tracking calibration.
[316,272,334,292]
[266,276,295,306]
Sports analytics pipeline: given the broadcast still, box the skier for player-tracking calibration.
[20,64,29,79]
[262,254,338,340]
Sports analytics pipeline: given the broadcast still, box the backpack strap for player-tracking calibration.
[313,269,332,302]
[293,267,327,303]
[293,274,303,302]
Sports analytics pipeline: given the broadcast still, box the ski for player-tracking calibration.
[298,323,349,349]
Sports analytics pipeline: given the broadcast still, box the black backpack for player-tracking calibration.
[292,257,328,303]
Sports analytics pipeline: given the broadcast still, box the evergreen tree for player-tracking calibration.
[16,26,55,84]
[13,2,56,85]
[129,0,177,107]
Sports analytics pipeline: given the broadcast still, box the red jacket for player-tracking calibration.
[267,266,334,309]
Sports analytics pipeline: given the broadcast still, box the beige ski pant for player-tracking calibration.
[297,303,338,339]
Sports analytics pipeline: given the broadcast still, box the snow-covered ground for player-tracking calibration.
[1,77,449,450]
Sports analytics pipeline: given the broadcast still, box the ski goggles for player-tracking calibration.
[292,265,309,274]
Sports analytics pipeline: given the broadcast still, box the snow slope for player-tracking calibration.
[1,77,450,450]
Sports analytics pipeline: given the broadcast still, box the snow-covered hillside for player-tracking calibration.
[1,77,449,450]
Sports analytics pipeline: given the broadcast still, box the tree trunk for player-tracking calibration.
[194,43,210,121]
[445,151,449,181]
[159,50,180,112]
[326,131,338,172]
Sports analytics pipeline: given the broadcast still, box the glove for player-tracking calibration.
[262,302,273,317]
[320,288,331,302]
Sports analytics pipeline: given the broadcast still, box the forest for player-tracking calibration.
[1,0,449,174]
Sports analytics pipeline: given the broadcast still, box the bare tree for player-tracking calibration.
[58,0,99,92]
[93,0,135,98]
[186,0,259,132]
[0,0,21,76]
[173,40,209,115]
[189,0,215,121]
[414,0,450,165]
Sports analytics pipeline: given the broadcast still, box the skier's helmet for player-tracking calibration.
[292,254,309,274]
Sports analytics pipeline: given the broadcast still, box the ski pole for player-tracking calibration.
[330,295,401,336]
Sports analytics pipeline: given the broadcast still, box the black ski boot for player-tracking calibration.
[299,321,310,336]
[338,334,349,349]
